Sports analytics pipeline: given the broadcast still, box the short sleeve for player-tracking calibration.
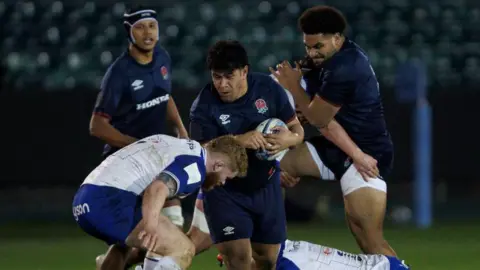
[162,154,206,196]
[159,46,173,93]
[269,78,296,124]
[317,60,355,106]
[93,66,125,119]
[189,91,220,142]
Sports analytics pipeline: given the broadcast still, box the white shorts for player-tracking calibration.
[305,141,335,181]
[305,139,387,196]
[340,164,387,196]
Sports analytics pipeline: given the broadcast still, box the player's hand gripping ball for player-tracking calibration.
[255,118,289,161]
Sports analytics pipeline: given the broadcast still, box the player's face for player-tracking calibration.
[303,33,342,66]
[211,66,248,102]
[131,19,158,51]
[203,165,237,191]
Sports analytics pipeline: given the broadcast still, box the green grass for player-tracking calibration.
[0,222,478,270]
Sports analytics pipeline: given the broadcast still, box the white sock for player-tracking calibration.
[143,256,181,270]
[143,256,162,270]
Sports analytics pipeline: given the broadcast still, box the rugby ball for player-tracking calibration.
[255,118,289,161]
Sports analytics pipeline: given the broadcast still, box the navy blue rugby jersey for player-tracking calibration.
[93,44,173,156]
[190,72,296,191]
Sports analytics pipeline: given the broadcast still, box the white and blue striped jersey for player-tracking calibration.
[278,240,410,270]
[82,134,206,197]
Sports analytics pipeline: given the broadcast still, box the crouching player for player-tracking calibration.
[72,134,247,270]
[188,195,410,270]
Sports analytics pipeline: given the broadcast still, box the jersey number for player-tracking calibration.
[184,163,202,185]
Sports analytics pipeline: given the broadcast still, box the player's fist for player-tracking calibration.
[269,61,303,91]
[352,150,380,181]
[265,126,295,155]
[235,130,269,150]
[138,219,159,251]
[280,171,300,188]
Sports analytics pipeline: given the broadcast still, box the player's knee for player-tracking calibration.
[218,242,252,268]
[254,257,276,270]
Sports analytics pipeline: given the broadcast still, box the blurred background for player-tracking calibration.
[1,0,479,269]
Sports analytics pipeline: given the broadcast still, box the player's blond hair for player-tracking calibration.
[204,135,248,177]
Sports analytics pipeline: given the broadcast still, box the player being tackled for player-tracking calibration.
[72,135,247,270]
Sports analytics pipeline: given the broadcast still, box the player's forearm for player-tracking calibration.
[319,120,363,159]
[142,182,169,225]
[90,117,137,147]
[288,83,312,114]
[167,98,188,138]
[92,125,137,148]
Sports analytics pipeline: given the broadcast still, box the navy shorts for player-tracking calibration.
[72,184,142,245]
[201,170,286,244]
[307,136,393,180]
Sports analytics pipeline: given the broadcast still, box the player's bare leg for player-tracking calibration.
[96,245,128,270]
[250,243,281,270]
[96,199,184,270]
[280,142,321,179]
[215,239,253,270]
[344,186,396,256]
[186,198,214,254]
[126,215,195,270]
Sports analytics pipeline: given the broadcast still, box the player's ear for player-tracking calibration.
[213,160,226,172]
[241,65,249,78]
[333,33,342,47]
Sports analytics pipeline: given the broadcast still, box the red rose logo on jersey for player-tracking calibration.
[161,66,169,80]
[255,99,268,114]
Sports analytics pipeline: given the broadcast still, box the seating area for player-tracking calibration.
[1,0,479,90]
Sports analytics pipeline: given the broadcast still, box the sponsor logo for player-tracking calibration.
[255,99,268,114]
[72,203,90,221]
[136,94,169,110]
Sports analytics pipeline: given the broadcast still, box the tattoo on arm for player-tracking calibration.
[156,172,178,198]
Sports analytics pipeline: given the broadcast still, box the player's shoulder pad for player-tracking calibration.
[190,82,214,114]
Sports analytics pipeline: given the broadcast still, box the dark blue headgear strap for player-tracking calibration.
[123,9,158,44]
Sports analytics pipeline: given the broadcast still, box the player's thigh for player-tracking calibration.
[342,165,387,231]
[295,137,336,180]
[280,142,320,178]
[187,196,214,254]
[72,184,142,245]
[203,187,254,244]
[251,172,286,245]
[251,242,281,269]
[125,214,193,256]
[215,238,253,266]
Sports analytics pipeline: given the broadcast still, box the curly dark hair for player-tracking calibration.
[207,40,249,73]
[298,6,347,35]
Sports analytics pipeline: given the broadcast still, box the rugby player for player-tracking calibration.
[189,40,304,269]
[72,134,248,270]
[270,6,396,256]
[184,195,410,270]
[88,5,188,268]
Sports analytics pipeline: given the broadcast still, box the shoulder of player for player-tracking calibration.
[329,41,370,72]
[190,83,215,114]
[249,72,282,94]
[154,44,172,63]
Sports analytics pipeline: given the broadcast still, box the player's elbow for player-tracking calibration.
[310,117,331,130]
[89,115,108,138]
[146,181,170,200]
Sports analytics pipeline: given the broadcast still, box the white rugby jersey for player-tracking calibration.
[82,135,206,196]
[280,240,409,270]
